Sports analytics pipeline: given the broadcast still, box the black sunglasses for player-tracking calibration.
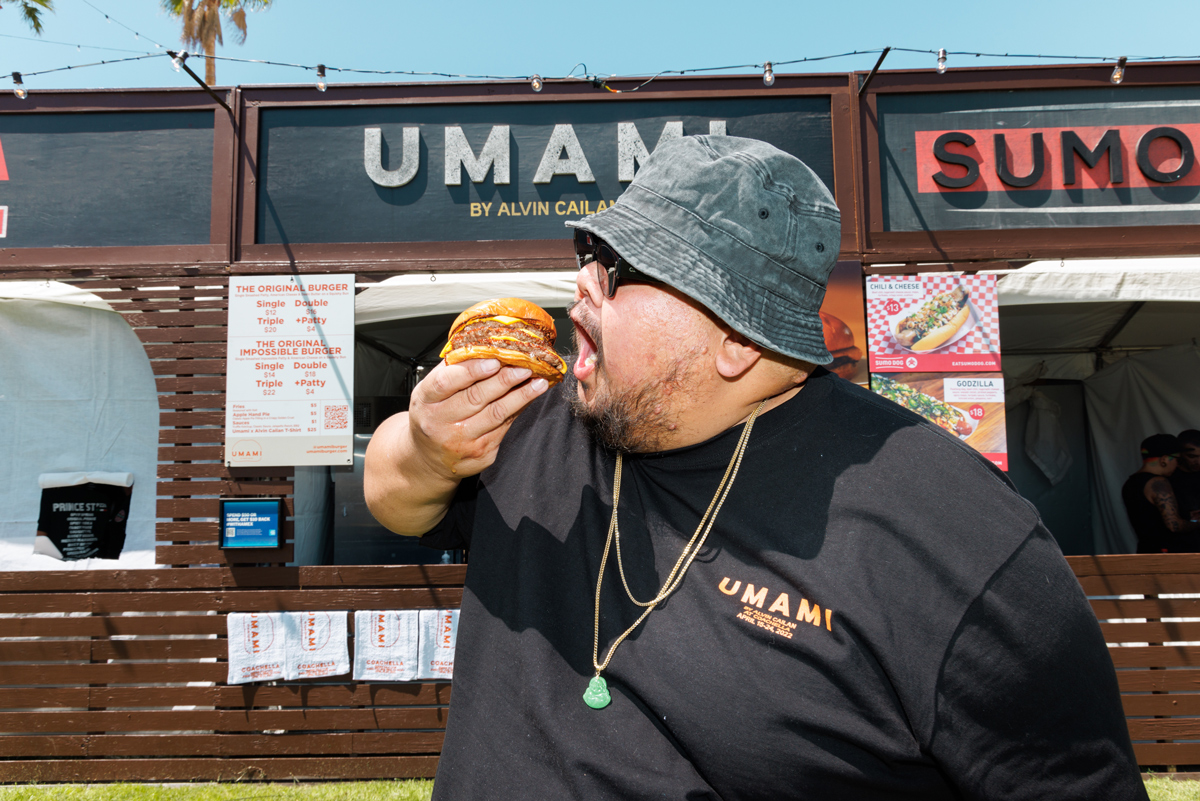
[573,229,663,299]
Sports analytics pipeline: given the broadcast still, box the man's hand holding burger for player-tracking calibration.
[364,299,566,537]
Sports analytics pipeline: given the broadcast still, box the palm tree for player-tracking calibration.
[160,0,272,86]
[9,0,54,34]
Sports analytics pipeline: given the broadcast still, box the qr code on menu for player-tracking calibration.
[323,404,349,431]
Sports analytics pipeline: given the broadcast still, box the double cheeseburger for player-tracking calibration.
[820,311,862,381]
[440,298,568,385]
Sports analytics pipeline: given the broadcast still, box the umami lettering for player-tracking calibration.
[719,576,833,632]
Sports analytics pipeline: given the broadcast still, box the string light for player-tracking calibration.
[1111,56,1127,84]
[316,64,327,92]
[12,72,27,100]
[0,47,1182,95]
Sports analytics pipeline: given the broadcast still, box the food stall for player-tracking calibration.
[2,61,1200,779]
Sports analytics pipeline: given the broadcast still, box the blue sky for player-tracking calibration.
[1,0,1197,92]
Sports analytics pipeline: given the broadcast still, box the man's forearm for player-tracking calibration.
[364,411,461,537]
[1148,476,1200,532]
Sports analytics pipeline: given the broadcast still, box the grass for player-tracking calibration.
[1146,776,1200,801]
[0,782,434,801]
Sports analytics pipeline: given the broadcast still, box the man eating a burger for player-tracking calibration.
[364,136,1145,800]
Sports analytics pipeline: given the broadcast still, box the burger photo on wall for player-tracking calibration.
[820,311,863,382]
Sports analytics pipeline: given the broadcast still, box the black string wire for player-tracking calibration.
[892,47,1200,62]
[0,32,149,55]
[78,0,168,50]
[6,52,167,79]
[5,44,1200,88]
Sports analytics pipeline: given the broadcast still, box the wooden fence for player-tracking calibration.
[1068,553,1200,768]
[0,565,463,782]
[3,555,1199,781]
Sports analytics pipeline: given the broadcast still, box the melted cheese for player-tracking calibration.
[439,316,562,367]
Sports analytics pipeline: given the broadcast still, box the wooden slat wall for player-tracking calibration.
[1067,553,1200,768]
[0,566,464,782]
[88,274,291,567]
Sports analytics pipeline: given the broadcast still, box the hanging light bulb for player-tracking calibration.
[762,61,775,87]
[12,72,27,100]
[171,50,187,72]
[1110,56,1127,85]
[937,49,948,75]
[316,64,327,92]
[530,74,544,92]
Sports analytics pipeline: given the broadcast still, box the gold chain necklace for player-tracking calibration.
[583,399,767,710]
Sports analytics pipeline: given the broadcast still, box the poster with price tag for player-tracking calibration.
[224,275,355,467]
[869,373,1007,470]
[865,274,1001,373]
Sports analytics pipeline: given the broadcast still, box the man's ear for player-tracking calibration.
[715,329,763,379]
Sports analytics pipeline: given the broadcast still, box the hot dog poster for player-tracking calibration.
[865,274,1001,373]
[871,373,1008,470]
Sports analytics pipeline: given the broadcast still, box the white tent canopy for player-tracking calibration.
[0,281,158,570]
[989,257,1200,554]
[356,271,578,326]
[996,257,1200,306]
[994,258,1200,383]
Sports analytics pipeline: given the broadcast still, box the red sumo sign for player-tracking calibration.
[917,124,1197,192]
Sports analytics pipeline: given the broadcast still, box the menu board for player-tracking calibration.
[224,275,355,467]
[866,272,1007,470]
[865,274,1001,372]
[870,373,1008,471]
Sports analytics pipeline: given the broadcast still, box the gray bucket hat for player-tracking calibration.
[566,135,840,365]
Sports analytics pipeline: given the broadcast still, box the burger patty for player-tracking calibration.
[450,321,561,367]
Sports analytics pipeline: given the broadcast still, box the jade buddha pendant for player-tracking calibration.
[583,674,612,709]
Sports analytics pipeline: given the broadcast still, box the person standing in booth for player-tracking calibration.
[1122,433,1200,553]
[1170,429,1200,526]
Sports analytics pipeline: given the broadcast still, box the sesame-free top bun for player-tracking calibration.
[819,312,855,354]
[449,298,557,339]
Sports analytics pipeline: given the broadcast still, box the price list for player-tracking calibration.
[224,275,356,467]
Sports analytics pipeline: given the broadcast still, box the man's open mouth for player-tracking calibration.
[566,311,595,381]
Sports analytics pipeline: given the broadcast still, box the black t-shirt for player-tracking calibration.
[1171,469,1200,524]
[422,370,1145,801]
[36,482,131,560]
[1123,472,1171,554]
[1123,472,1200,554]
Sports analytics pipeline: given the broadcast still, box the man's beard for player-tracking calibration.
[566,309,694,453]
[565,367,689,454]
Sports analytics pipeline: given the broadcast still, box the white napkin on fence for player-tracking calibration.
[353,610,419,681]
[227,612,288,685]
[286,611,350,680]
[417,609,459,680]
